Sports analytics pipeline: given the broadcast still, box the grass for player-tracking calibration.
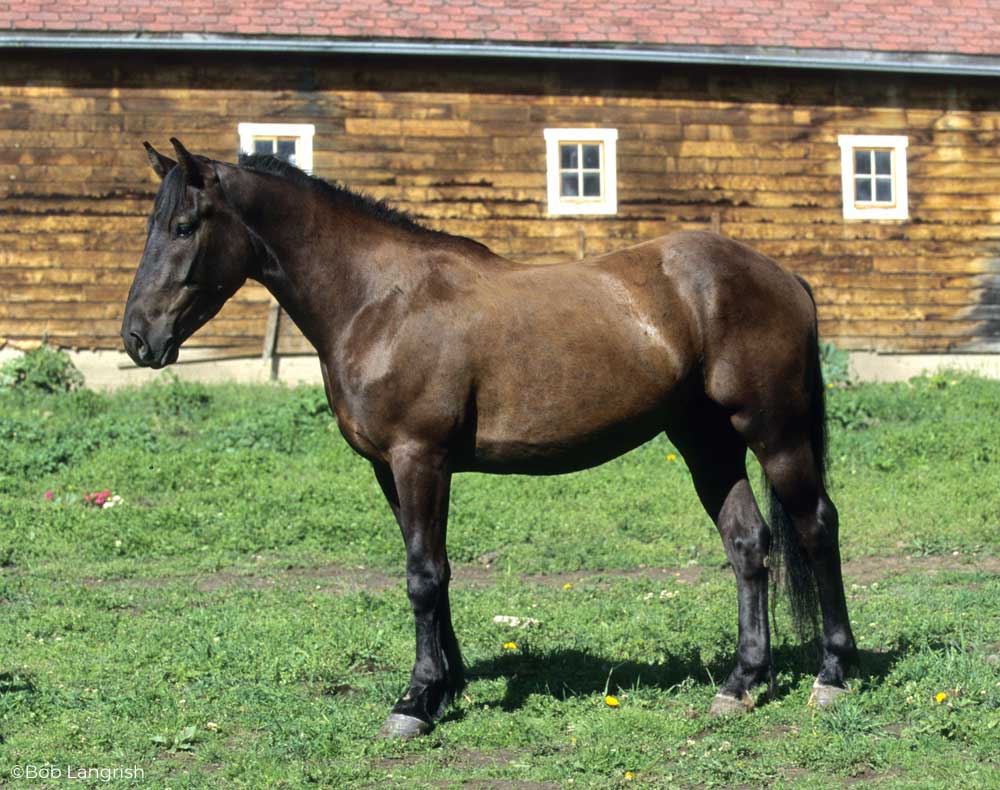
[1,372,999,787]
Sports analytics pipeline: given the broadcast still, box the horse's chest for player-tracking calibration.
[321,359,392,463]
[332,405,387,463]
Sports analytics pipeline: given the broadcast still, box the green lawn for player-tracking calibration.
[1,373,999,788]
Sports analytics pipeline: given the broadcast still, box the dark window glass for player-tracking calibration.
[582,144,600,169]
[855,178,872,202]
[875,178,893,202]
[276,139,297,162]
[561,173,579,196]
[874,150,892,175]
[854,150,871,175]
[582,173,601,196]
[254,139,273,155]
[560,144,578,170]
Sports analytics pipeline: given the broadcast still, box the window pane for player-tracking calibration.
[560,172,579,196]
[582,172,601,197]
[874,150,892,175]
[276,139,297,163]
[854,150,871,175]
[855,178,872,202]
[254,138,274,155]
[875,177,893,202]
[582,144,600,169]
[560,144,578,170]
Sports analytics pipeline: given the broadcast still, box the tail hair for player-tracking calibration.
[765,274,826,644]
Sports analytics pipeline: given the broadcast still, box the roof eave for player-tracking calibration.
[3,33,1000,77]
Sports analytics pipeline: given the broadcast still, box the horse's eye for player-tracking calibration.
[176,221,198,238]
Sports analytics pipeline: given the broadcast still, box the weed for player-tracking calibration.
[0,344,84,393]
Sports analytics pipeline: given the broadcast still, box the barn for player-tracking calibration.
[3,1,1000,385]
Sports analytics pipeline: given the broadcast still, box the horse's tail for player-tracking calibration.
[764,274,825,643]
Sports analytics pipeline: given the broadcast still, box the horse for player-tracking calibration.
[122,138,857,739]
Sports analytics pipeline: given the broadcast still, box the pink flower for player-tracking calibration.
[83,489,118,508]
[44,490,54,500]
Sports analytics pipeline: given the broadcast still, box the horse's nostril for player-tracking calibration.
[130,331,151,361]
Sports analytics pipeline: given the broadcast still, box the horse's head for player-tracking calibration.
[122,138,253,368]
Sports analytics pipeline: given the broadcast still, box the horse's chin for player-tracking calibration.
[150,342,180,369]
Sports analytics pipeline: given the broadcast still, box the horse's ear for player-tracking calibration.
[144,141,177,180]
[169,137,210,190]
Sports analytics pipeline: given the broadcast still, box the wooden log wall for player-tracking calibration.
[2,51,999,355]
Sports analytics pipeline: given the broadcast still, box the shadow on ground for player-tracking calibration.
[464,644,905,713]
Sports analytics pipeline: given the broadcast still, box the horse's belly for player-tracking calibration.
[465,414,664,475]
[463,371,680,475]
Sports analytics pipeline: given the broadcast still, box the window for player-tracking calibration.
[837,135,908,220]
[544,128,618,215]
[238,123,315,173]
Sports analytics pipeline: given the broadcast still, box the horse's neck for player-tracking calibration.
[225,170,427,354]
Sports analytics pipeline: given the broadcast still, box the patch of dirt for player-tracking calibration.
[376,747,521,774]
[375,751,425,771]
[78,552,998,598]
[840,554,1000,586]
[445,748,519,770]
[82,575,171,590]
[842,767,899,785]
[196,564,401,593]
[520,564,708,589]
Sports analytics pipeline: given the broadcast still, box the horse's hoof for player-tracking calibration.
[708,691,755,716]
[808,680,849,707]
[378,713,432,739]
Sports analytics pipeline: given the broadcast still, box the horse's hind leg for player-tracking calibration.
[665,407,773,715]
[757,442,857,704]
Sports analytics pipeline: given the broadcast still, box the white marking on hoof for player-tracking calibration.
[808,679,850,707]
[708,690,755,716]
[378,713,432,739]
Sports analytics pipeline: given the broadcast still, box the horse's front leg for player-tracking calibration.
[373,447,464,739]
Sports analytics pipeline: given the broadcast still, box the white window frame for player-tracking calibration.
[238,122,315,173]
[837,134,908,221]
[544,128,618,215]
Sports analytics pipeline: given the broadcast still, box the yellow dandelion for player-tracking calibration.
[666,453,677,462]
[605,695,620,707]
[935,691,948,704]
[503,642,517,651]
[624,771,635,781]
[563,582,573,590]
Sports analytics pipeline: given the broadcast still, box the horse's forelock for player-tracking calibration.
[152,165,186,224]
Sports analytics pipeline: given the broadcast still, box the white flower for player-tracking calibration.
[492,615,541,628]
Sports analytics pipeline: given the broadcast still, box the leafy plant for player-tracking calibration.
[151,725,199,752]
[0,345,84,393]
[819,340,851,387]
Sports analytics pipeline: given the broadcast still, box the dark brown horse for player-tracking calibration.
[122,139,857,738]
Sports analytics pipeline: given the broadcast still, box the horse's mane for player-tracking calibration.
[238,153,436,236]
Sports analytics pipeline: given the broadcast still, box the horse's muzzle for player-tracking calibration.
[123,328,177,369]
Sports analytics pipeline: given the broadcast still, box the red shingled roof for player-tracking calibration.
[3,0,999,58]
